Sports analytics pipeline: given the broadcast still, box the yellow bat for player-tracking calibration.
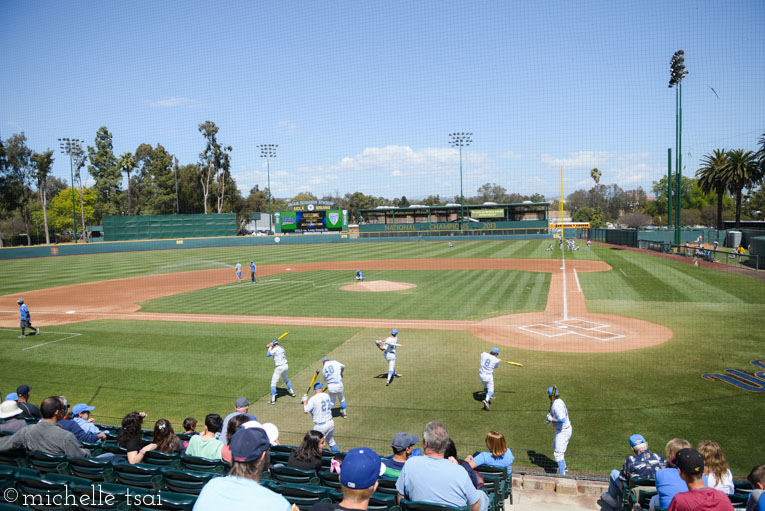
[277,331,290,341]
[503,361,523,367]
[305,370,320,395]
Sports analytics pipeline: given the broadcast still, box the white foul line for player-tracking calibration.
[21,332,82,351]
[573,268,582,292]
[619,268,628,277]
[561,249,568,321]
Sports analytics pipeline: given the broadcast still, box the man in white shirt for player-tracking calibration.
[302,382,338,453]
[376,329,402,386]
[479,348,501,411]
[267,339,296,405]
[322,357,347,419]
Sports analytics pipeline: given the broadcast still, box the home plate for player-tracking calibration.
[66,311,76,314]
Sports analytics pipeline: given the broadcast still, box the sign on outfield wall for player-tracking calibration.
[472,209,505,218]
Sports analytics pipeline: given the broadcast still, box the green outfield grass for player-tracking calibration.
[0,239,595,296]
[139,270,551,320]
[1,239,763,475]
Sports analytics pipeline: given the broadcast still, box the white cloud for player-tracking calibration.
[150,96,195,108]
[501,151,523,159]
[392,170,403,176]
[540,151,613,169]
[276,120,297,133]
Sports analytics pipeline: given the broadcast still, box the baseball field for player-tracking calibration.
[1,239,763,475]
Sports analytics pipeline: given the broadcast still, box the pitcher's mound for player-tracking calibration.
[341,280,417,292]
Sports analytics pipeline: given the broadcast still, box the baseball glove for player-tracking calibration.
[375,339,382,346]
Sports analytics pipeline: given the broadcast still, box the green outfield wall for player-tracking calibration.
[103,214,237,241]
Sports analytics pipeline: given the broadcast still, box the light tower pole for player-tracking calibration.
[58,138,83,243]
[669,50,687,245]
[257,144,277,234]
[449,132,472,230]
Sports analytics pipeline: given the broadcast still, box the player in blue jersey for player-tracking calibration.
[17,299,38,339]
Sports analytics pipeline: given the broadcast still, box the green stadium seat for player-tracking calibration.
[269,482,331,509]
[66,456,115,482]
[0,466,40,479]
[72,482,150,511]
[178,455,227,475]
[473,465,511,506]
[269,465,320,485]
[100,443,128,456]
[728,493,749,508]
[317,469,341,489]
[131,490,197,511]
[0,448,26,468]
[268,451,291,465]
[26,451,68,474]
[81,442,105,456]
[270,444,298,454]
[621,478,655,511]
[160,468,219,495]
[13,475,70,511]
[399,499,470,511]
[0,504,27,511]
[143,450,180,468]
[112,463,163,491]
[43,472,93,487]
[734,481,752,495]
[376,477,400,495]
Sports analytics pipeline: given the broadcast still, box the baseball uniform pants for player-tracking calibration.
[271,365,290,387]
[553,425,572,462]
[327,383,345,408]
[313,419,337,449]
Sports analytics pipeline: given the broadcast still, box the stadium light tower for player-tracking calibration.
[58,137,83,243]
[257,144,277,234]
[449,132,472,229]
[669,50,687,245]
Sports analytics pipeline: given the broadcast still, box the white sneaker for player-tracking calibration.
[18,335,26,339]
[601,492,619,508]
[289,390,296,397]
[341,410,347,419]
[269,399,275,405]
[482,399,490,410]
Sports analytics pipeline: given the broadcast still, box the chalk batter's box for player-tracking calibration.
[275,210,348,233]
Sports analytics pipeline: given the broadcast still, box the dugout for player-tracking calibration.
[103,214,237,241]
[358,202,548,238]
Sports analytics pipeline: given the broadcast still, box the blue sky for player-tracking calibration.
[2,0,763,201]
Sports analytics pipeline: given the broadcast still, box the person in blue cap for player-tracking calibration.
[302,382,338,453]
[266,339,296,405]
[72,403,103,436]
[600,433,665,509]
[310,447,385,510]
[479,347,501,410]
[355,269,364,281]
[250,260,256,283]
[376,329,403,386]
[321,357,347,419]
[17,298,39,338]
[545,386,573,476]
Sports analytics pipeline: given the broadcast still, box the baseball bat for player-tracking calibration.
[503,361,523,367]
[305,370,320,395]
[276,331,290,341]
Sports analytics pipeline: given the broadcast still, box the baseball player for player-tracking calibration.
[355,270,364,281]
[376,329,402,386]
[250,260,257,283]
[479,347,501,411]
[545,386,572,475]
[235,260,242,282]
[302,382,338,452]
[17,299,38,339]
[266,339,296,404]
[321,357,347,419]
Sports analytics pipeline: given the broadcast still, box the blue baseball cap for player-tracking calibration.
[629,434,646,447]
[391,329,398,336]
[321,357,330,362]
[340,447,384,489]
[272,339,279,345]
[5,393,18,401]
[490,347,500,355]
[313,382,324,390]
[547,386,559,397]
[72,403,95,416]
[231,427,270,463]
[17,298,23,304]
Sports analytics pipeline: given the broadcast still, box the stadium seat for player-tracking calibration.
[143,450,180,468]
[81,442,105,456]
[72,482,150,511]
[399,499,470,511]
[131,490,197,511]
[269,482,331,509]
[317,469,341,489]
[43,472,93,487]
[178,455,227,475]
[268,451,291,465]
[66,456,115,482]
[160,468,219,495]
[328,488,401,511]
[0,448,26,468]
[269,465,320,485]
[100,443,128,456]
[0,503,27,511]
[270,444,298,454]
[475,472,504,511]
[376,477,400,495]
[0,466,40,479]
[734,481,752,495]
[13,475,70,511]
[112,463,164,491]
[728,493,749,508]
[26,451,67,474]
[621,478,655,511]
[474,465,512,505]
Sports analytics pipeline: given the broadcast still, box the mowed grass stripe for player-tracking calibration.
[140,270,550,320]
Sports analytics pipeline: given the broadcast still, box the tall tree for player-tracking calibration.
[48,187,97,234]
[198,121,232,214]
[590,168,601,185]
[31,150,55,244]
[3,133,34,245]
[696,149,730,229]
[148,144,176,214]
[723,149,761,228]
[87,127,121,218]
[176,163,204,214]
[118,152,137,215]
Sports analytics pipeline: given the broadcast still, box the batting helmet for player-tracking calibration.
[547,386,559,397]
[321,357,330,363]
[272,340,279,345]
[17,298,24,304]
[391,329,398,336]
[490,347,500,355]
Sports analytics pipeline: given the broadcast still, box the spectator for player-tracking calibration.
[0,400,27,433]
[667,448,733,511]
[698,440,734,494]
[601,434,665,509]
[183,417,198,435]
[152,419,182,454]
[330,452,346,474]
[72,403,103,436]
[186,413,224,460]
[310,447,384,511]
[287,430,325,472]
[241,420,279,446]
[0,396,89,457]
[58,397,106,443]
[194,428,292,511]
[118,411,154,464]
[396,422,485,511]
[16,385,41,419]
[5,393,18,402]
[465,430,514,473]
[746,464,765,511]
[220,398,256,446]
[381,432,419,479]
[445,439,480,489]
[221,414,252,464]
[651,438,701,511]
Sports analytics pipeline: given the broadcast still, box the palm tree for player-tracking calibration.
[696,149,729,230]
[723,149,761,228]
[118,152,136,215]
[590,168,601,185]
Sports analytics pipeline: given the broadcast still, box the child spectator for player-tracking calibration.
[186,414,223,460]
[287,430,325,472]
[221,414,252,464]
[465,430,514,473]
[183,417,197,435]
[746,464,765,511]
[152,418,182,454]
[698,440,734,494]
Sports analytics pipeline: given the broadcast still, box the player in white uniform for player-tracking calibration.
[321,357,347,418]
[545,386,572,475]
[266,339,295,404]
[376,329,402,386]
[302,382,338,452]
[479,347,501,411]
[234,260,242,282]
